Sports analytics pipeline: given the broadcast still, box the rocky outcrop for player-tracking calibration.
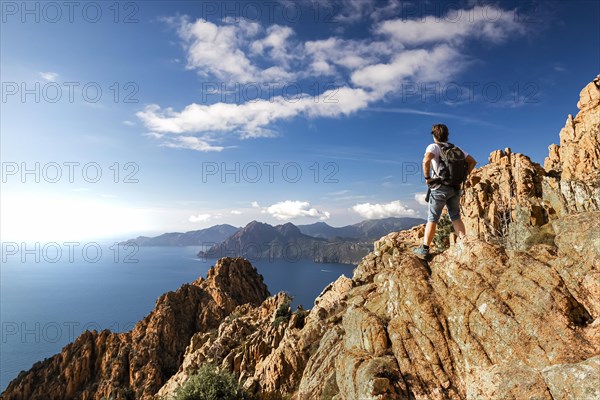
[543,75,600,216]
[156,292,296,398]
[461,74,600,250]
[461,148,550,250]
[0,258,269,400]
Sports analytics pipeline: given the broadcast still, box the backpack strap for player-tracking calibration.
[436,142,451,171]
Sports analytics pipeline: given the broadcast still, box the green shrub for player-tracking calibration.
[173,364,249,400]
[272,294,293,327]
[433,213,453,251]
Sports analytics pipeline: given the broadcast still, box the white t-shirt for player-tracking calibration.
[425,142,468,189]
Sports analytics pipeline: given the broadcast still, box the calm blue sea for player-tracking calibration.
[0,242,353,392]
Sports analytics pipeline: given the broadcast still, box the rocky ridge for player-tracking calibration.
[462,75,600,249]
[1,258,269,400]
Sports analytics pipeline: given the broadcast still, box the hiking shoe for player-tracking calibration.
[412,245,431,261]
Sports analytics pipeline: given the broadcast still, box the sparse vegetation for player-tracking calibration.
[272,294,293,327]
[173,363,250,400]
[485,197,513,248]
[433,213,453,252]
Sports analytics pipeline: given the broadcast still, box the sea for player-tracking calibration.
[0,241,353,392]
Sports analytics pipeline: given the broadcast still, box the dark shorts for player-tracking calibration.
[427,185,461,223]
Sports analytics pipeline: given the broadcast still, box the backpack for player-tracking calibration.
[437,142,468,187]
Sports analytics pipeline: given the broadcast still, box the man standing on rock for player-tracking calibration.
[413,124,477,260]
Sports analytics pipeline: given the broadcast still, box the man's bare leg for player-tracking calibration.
[452,219,466,239]
[424,222,437,247]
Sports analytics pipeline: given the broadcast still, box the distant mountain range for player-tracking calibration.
[198,217,425,265]
[298,217,426,240]
[198,221,328,261]
[122,217,425,264]
[120,224,239,246]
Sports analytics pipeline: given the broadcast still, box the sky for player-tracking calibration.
[1,0,599,241]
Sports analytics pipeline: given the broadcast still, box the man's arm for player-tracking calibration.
[466,155,477,174]
[423,152,435,184]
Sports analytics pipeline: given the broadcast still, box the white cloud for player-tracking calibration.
[351,200,416,218]
[375,6,526,46]
[175,17,294,83]
[177,17,260,82]
[39,72,59,82]
[250,25,296,67]
[304,37,393,76]
[251,201,261,208]
[333,0,375,24]
[146,131,225,152]
[414,192,428,206]
[123,120,136,126]
[265,200,330,221]
[230,210,243,215]
[137,87,374,141]
[189,213,212,223]
[350,44,463,94]
[369,0,403,22]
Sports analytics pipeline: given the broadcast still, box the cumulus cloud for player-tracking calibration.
[265,200,330,221]
[230,210,243,215]
[251,201,261,208]
[189,213,212,223]
[39,72,59,82]
[137,87,374,140]
[250,25,296,67]
[303,37,393,76]
[375,6,526,46]
[414,192,428,206]
[350,44,463,94]
[177,17,261,82]
[351,200,416,219]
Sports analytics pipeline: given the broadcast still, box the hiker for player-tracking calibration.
[413,124,477,260]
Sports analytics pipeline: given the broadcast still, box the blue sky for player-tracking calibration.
[1,0,599,240]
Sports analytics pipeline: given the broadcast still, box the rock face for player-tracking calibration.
[461,147,549,249]
[461,74,600,250]
[543,75,600,216]
[0,258,269,400]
